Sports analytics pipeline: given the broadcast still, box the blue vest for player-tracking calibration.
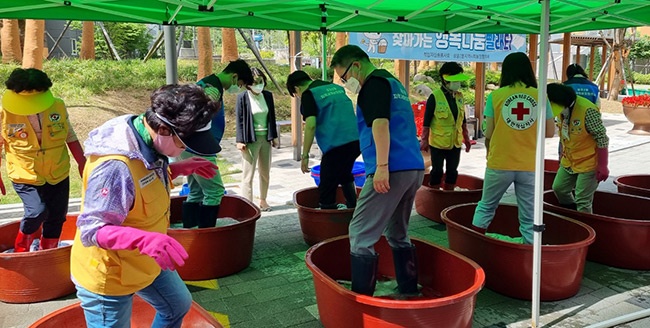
[211,103,225,147]
[564,77,599,104]
[357,76,424,175]
[309,83,358,154]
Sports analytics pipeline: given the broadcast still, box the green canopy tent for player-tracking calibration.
[2,1,650,327]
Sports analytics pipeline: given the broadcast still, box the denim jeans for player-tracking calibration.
[472,168,535,244]
[76,270,192,328]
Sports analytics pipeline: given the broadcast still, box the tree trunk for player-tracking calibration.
[418,60,429,71]
[80,21,95,60]
[197,27,213,80]
[608,28,627,101]
[221,28,238,63]
[1,19,22,64]
[22,19,44,69]
[333,32,348,84]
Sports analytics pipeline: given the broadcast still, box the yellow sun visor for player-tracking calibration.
[2,89,55,116]
[443,73,473,82]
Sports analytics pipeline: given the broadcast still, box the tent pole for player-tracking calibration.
[532,1,550,327]
[163,25,178,84]
[321,31,327,80]
[585,309,650,328]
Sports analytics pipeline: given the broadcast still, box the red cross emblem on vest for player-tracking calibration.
[512,102,530,120]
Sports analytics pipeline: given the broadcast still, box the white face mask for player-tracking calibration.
[250,83,264,94]
[344,77,361,94]
[448,81,461,91]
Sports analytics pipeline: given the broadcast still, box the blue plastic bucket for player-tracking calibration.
[311,161,366,187]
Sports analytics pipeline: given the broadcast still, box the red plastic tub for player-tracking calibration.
[29,295,223,328]
[544,190,650,270]
[614,174,650,198]
[441,203,595,301]
[293,186,357,246]
[414,174,483,223]
[168,195,261,280]
[0,214,78,303]
[305,236,485,328]
[544,159,560,190]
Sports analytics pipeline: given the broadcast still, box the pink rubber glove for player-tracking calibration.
[462,123,471,153]
[169,157,218,179]
[596,147,609,182]
[420,127,430,152]
[96,225,188,271]
[67,140,87,178]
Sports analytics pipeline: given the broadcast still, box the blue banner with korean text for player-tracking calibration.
[349,33,527,62]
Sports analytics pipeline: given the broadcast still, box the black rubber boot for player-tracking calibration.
[560,202,577,210]
[182,201,201,228]
[198,204,219,228]
[392,245,419,294]
[341,181,358,208]
[350,252,379,296]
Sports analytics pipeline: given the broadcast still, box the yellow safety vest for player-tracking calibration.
[558,96,598,173]
[488,83,540,172]
[71,154,170,296]
[428,89,464,150]
[1,100,70,185]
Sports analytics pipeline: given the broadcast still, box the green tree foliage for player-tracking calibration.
[629,36,650,60]
[93,23,153,60]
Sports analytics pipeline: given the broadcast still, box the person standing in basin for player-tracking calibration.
[236,67,278,211]
[1,68,86,252]
[286,70,360,210]
[547,83,609,213]
[419,62,473,190]
[71,84,219,327]
[181,59,254,228]
[331,45,424,296]
[471,52,556,244]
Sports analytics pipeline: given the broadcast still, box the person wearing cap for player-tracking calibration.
[331,45,424,297]
[1,68,86,252]
[180,59,254,228]
[419,62,473,190]
[285,70,360,210]
[235,67,279,211]
[471,52,556,244]
[547,83,609,213]
[70,84,219,327]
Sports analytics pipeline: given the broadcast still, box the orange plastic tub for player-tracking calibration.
[168,195,261,280]
[0,214,78,303]
[614,174,650,198]
[29,295,223,328]
[544,190,650,270]
[305,236,485,328]
[414,174,483,223]
[544,159,560,190]
[293,186,357,246]
[441,203,595,301]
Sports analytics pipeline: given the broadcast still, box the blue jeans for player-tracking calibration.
[472,168,535,244]
[76,270,192,328]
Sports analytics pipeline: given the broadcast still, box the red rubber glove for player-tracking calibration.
[169,157,218,179]
[462,123,471,153]
[67,140,86,177]
[420,127,430,152]
[596,147,609,182]
[96,225,188,271]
